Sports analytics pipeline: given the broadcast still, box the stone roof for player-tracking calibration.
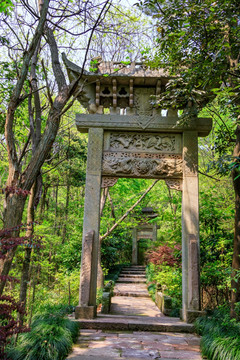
[62,53,171,86]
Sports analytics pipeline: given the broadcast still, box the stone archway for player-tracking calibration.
[64,57,212,323]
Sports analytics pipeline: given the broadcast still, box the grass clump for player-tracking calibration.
[195,308,240,360]
[6,304,79,360]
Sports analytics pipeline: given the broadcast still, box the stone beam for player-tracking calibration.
[76,114,212,137]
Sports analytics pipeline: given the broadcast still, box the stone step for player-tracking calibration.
[119,274,146,278]
[116,278,146,283]
[113,291,149,297]
[122,267,145,271]
[124,272,145,274]
[77,315,195,333]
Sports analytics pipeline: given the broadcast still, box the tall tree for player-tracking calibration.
[0,0,111,295]
[138,0,240,317]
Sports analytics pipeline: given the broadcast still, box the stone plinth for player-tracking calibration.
[75,305,96,319]
[180,309,206,324]
[155,291,173,316]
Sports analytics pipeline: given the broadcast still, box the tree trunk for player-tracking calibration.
[62,182,70,243]
[39,182,49,219]
[54,181,59,233]
[0,194,27,295]
[231,125,240,318]
[97,188,109,288]
[18,182,36,325]
[108,191,116,220]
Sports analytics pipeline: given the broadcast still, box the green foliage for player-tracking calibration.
[6,305,79,360]
[146,262,182,305]
[101,228,132,270]
[199,177,233,307]
[141,0,240,177]
[195,308,240,360]
[0,0,13,15]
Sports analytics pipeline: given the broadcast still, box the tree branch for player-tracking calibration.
[5,0,49,184]
[45,27,67,92]
[198,170,220,181]
[100,180,159,241]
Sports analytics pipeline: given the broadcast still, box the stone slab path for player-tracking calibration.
[67,266,202,359]
[68,329,202,360]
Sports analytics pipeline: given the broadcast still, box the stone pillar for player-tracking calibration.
[182,131,201,323]
[75,128,104,319]
[132,228,138,265]
[152,225,157,242]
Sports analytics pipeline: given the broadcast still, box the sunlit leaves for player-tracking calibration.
[0,0,13,15]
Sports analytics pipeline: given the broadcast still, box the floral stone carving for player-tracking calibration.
[165,179,183,191]
[109,133,177,152]
[101,177,118,188]
[102,152,183,179]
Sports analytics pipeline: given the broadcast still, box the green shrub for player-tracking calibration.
[146,263,182,305]
[195,308,240,360]
[6,305,79,360]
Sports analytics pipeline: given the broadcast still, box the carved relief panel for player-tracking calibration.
[102,131,183,179]
[134,88,155,115]
[104,132,182,153]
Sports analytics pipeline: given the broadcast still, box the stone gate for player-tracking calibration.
[132,207,159,265]
[64,56,212,323]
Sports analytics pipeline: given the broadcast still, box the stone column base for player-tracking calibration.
[180,309,206,323]
[75,305,96,319]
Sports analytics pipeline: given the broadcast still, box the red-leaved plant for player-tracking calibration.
[145,244,181,267]
[0,188,41,359]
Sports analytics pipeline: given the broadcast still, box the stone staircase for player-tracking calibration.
[69,268,201,359]
[77,265,194,333]
[113,265,149,297]
[115,265,147,285]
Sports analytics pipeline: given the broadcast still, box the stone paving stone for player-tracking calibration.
[67,357,122,360]
[186,337,201,346]
[67,331,202,359]
[110,296,162,317]
[160,350,202,359]
[67,266,202,359]
[70,345,121,357]
[79,330,99,334]
[121,348,160,358]
[142,342,174,351]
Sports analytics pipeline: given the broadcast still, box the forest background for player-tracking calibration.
[0,0,238,337]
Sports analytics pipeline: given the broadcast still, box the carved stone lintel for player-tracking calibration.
[101,177,118,188]
[104,151,181,160]
[102,153,182,179]
[165,179,183,191]
[109,133,179,152]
